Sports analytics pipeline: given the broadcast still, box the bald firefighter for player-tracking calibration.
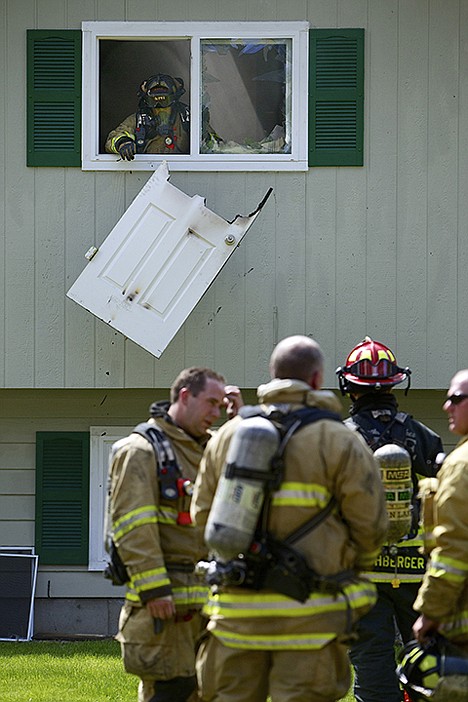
[191,335,388,702]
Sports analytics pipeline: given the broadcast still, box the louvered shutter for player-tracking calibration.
[27,30,82,167]
[35,432,89,565]
[308,28,364,167]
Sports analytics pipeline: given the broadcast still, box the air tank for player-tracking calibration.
[204,416,280,562]
[373,443,413,545]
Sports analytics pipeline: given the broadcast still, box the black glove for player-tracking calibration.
[115,138,136,161]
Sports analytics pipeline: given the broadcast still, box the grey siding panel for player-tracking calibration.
[275,174,307,343]
[5,1,35,387]
[396,1,430,384]
[35,570,124,598]
[0,1,5,386]
[0,495,35,519]
[366,1,398,343]
[0,444,35,470]
[459,1,468,365]
[65,170,97,387]
[244,173,277,388]
[306,170,337,370]
[426,1,460,386]
[1,522,35,544]
[35,170,66,386]
[0,470,35,494]
[334,168,368,383]
[2,1,468,389]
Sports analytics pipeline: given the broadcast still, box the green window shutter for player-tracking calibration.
[27,29,82,167]
[309,28,364,167]
[35,432,89,565]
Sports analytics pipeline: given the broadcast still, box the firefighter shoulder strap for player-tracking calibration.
[203,404,350,602]
[133,422,182,500]
[104,422,186,586]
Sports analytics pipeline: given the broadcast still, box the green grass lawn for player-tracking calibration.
[0,638,355,701]
[0,639,136,702]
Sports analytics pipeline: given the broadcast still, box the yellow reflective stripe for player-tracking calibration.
[131,567,170,593]
[428,554,468,583]
[211,628,336,650]
[172,586,209,605]
[110,131,135,153]
[158,506,178,525]
[438,554,468,574]
[204,583,375,619]
[364,572,422,583]
[396,536,423,549]
[124,585,207,606]
[440,610,468,638]
[113,505,179,538]
[113,505,158,540]
[362,547,383,563]
[349,348,371,363]
[125,591,140,603]
[271,482,331,507]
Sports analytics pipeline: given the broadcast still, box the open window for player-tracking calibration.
[82,21,309,171]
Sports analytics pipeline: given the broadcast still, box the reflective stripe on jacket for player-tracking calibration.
[414,436,468,644]
[108,413,209,608]
[192,379,389,650]
[203,580,378,650]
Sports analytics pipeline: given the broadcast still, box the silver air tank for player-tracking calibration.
[373,443,413,545]
[204,416,280,562]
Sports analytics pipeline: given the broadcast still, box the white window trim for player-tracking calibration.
[88,426,132,571]
[82,20,309,172]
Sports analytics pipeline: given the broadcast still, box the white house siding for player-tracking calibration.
[0,387,454,543]
[0,0,467,390]
[0,0,467,633]
[0,383,454,634]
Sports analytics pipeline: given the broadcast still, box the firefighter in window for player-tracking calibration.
[105,73,221,159]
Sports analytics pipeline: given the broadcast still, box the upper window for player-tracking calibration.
[82,21,309,171]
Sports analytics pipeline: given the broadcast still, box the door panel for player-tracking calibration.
[67,162,271,357]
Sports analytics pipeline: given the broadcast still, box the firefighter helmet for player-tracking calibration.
[396,636,468,701]
[138,74,186,109]
[336,336,411,394]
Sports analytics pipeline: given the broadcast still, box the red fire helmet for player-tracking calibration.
[336,337,411,394]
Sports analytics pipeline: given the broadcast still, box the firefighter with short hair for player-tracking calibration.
[106,367,241,702]
[191,335,389,702]
[336,337,444,702]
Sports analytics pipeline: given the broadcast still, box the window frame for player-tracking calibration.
[88,426,132,571]
[81,20,309,172]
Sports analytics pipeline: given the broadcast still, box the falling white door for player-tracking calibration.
[67,162,271,357]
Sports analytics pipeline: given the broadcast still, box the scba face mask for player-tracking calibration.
[139,74,186,109]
